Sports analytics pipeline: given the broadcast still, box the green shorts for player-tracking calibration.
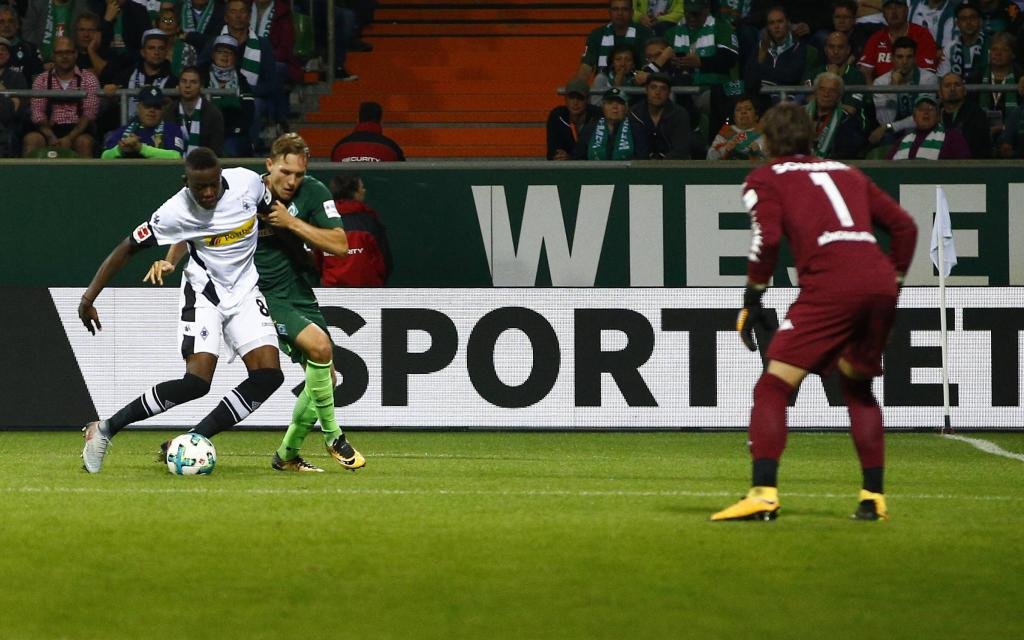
[262,280,330,364]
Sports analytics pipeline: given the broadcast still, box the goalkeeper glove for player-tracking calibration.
[736,285,778,352]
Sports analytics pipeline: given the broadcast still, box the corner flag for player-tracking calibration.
[930,187,957,277]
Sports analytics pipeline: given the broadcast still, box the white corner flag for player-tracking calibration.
[931,187,957,277]
[932,186,956,434]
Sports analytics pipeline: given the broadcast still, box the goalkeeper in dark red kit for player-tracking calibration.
[712,102,918,522]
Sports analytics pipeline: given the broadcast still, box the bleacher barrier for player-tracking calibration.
[0,87,239,127]
[2,161,1023,431]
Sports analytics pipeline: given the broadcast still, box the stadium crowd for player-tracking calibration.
[0,0,376,158]
[549,0,1024,161]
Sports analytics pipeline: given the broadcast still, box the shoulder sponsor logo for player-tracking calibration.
[324,200,340,218]
[202,216,256,247]
[132,222,152,243]
[288,203,299,217]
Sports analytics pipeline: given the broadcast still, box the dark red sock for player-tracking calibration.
[749,373,793,463]
[841,375,885,470]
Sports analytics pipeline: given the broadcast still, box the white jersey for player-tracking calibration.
[130,167,272,312]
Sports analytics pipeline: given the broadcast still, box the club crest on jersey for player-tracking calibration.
[202,216,256,247]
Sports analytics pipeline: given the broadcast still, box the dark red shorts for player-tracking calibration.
[766,292,898,377]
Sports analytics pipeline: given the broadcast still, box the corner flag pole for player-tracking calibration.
[937,216,951,434]
[932,187,957,434]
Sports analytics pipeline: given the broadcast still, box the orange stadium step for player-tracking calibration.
[366,22,590,36]
[380,0,603,6]
[296,1,598,158]
[375,8,605,22]
[305,110,548,124]
[318,92,555,112]
[295,127,545,159]
[364,35,583,53]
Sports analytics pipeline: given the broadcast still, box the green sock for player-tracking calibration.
[306,359,343,446]
[276,387,317,460]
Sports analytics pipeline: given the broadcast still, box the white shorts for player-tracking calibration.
[177,285,278,360]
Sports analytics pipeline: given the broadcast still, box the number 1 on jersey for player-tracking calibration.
[810,172,854,227]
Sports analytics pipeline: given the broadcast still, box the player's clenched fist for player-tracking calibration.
[736,284,777,351]
[259,201,294,230]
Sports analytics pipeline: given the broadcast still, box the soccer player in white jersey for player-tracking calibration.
[78,147,285,473]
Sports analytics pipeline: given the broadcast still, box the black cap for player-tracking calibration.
[645,72,671,87]
[602,87,627,103]
[138,85,164,107]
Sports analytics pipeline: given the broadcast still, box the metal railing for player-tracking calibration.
[557,83,1022,99]
[0,87,239,126]
[762,83,1022,100]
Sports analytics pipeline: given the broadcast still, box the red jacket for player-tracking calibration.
[315,200,393,287]
[330,122,406,162]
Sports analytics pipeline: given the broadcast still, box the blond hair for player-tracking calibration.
[269,132,310,161]
[760,102,813,157]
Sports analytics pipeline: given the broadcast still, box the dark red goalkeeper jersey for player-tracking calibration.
[742,156,917,295]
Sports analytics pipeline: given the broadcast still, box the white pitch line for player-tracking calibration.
[942,434,1024,463]
[2,486,1021,501]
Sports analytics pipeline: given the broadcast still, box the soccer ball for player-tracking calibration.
[165,433,217,476]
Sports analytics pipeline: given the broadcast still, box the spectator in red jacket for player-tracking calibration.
[316,174,393,287]
[330,100,405,161]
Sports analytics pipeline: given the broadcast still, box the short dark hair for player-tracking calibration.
[760,102,813,157]
[610,42,634,57]
[186,147,220,171]
[178,65,202,81]
[955,1,980,17]
[733,95,761,116]
[74,11,101,29]
[358,101,383,123]
[330,174,362,200]
[832,0,857,14]
[892,36,917,52]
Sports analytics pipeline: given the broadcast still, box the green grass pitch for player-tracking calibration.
[1,431,1022,639]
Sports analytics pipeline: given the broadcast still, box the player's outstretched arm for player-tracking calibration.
[79,237,143,335]
[143,241,188,286]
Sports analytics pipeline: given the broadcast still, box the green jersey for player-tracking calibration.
[255,175,343,291]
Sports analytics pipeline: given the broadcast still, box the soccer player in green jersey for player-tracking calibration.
[149,134,365,472]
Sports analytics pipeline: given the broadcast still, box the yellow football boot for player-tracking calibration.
[711,486,780,521]
[851,489,889,521]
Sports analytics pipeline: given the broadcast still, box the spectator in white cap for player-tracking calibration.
[102,28,178,117]
[205,33,255,157]
[202,0,276,152]
[889,92,971,159]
